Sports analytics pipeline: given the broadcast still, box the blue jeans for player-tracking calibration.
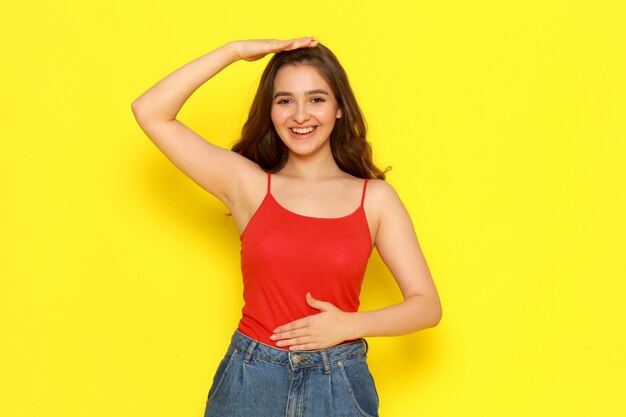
[203,329,380,417]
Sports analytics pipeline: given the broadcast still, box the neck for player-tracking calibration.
[279,147,343,180]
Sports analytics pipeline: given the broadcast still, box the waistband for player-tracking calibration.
[229,329,369,373]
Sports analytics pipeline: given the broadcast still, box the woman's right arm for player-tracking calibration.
[130,38,317,209]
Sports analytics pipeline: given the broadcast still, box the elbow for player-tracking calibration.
[131,100,153,124]
[408,294,442,331]
[131,99,170,124]
[131,99,144,118]
[428,297,443,328]
[432,307,442,328]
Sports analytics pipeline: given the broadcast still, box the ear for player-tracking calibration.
[336,108,342,119]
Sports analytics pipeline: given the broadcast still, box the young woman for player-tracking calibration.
[131,36,442,417]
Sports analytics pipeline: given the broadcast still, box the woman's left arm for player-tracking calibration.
[350,179,442,338]
[271,180,442,350]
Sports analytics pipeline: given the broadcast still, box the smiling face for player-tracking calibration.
[270,64,342,159]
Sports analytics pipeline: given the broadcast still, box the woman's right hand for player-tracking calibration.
[229,37,318,62]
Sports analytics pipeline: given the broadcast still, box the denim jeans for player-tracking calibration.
[203,329,380,417]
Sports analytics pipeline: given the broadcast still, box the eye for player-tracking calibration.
[311,97,326,103]
[276,98,291,105]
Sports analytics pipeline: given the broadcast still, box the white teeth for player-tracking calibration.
[291,126,316,134]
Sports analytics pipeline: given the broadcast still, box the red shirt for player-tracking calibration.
[237,171,372,349]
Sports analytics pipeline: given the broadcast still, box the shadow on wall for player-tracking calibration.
[138,149,242,254]
[361,249,444,390]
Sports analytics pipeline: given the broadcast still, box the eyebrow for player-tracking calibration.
[273,89,330,99]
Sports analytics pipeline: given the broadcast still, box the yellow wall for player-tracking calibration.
[1,1,625,416]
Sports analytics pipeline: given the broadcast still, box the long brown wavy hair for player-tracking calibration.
[231,42,390,180]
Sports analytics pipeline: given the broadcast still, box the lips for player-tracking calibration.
[288,125,318,139]
[290,126,317,134]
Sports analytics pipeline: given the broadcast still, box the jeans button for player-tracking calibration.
[292,354,302,364]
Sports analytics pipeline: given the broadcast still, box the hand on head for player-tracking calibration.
[231,37,318,62]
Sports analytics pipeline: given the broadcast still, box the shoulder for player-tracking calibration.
[365,179,402,208]
[363,179,410,243]
[364,179,424,252]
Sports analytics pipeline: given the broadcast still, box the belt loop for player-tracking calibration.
[363,338,369,355]
[243,340,258,364]
[320,349,331,374]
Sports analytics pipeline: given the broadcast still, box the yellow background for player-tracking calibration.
[1,1,625,416]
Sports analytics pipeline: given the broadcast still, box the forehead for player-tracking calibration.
[273,64,332,92]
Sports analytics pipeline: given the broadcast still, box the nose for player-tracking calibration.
[292,102,310,124]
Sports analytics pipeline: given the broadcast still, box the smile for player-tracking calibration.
[290,126,317,135]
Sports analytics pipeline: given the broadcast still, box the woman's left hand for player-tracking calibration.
[270,292,358,350]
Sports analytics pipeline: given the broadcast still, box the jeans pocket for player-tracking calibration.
[206,348,238,403]
[337,357,380,417]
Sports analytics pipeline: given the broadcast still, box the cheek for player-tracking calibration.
[310,107,337,124]
[271,107,289,126]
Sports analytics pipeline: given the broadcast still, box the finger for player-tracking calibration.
[283,36,316,51]
[307,297,337,312]
[276,335,313,348]
[295,37,316,48]
[271,325,308,341]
